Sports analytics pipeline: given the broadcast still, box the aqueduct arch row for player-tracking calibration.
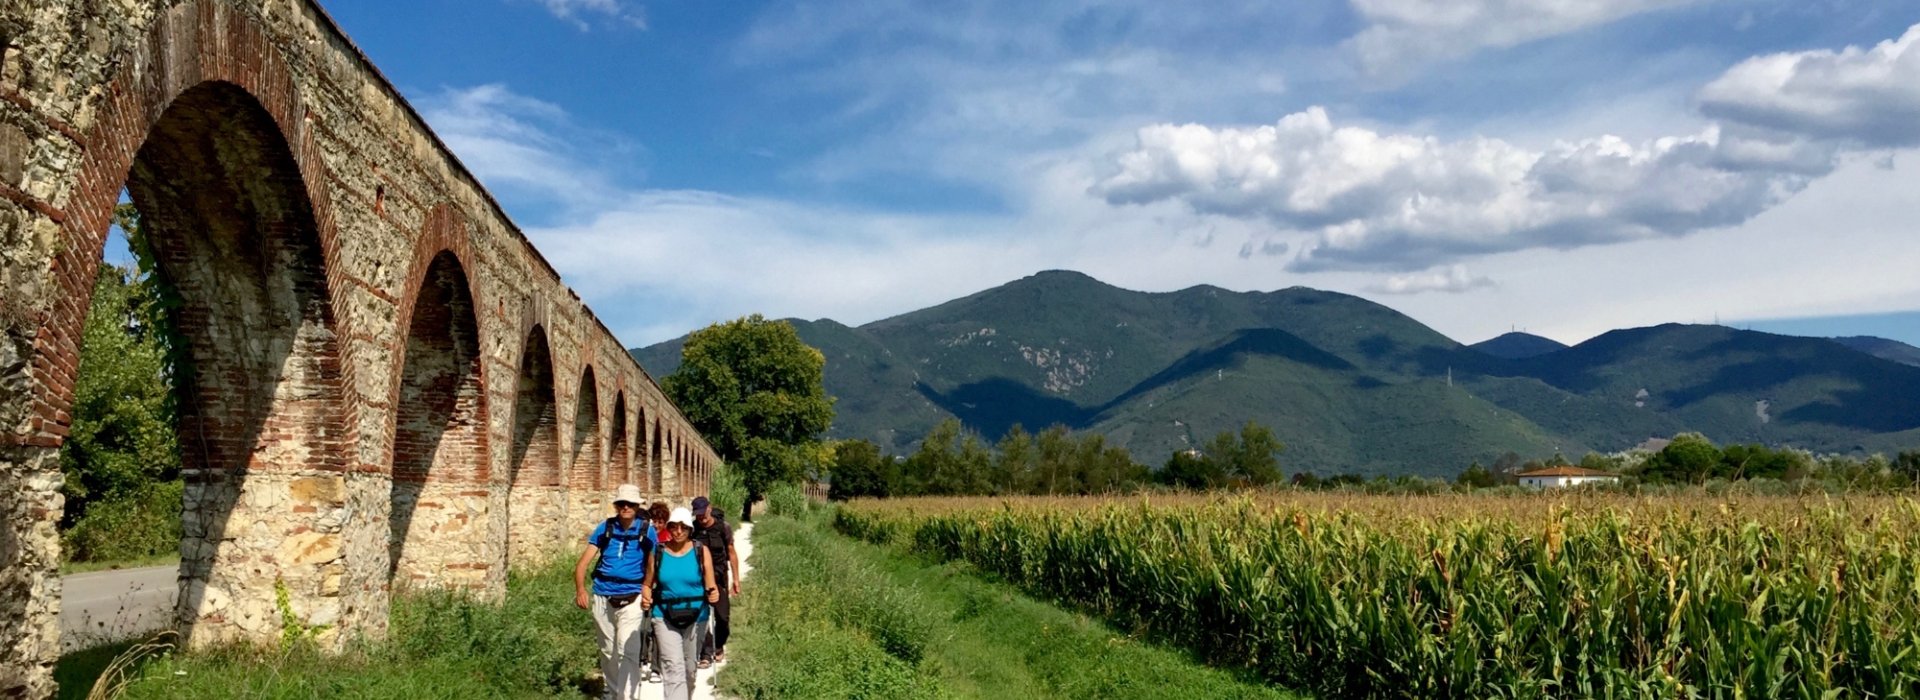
[0,1,719,695]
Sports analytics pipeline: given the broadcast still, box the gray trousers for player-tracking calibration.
[652,616,704,700]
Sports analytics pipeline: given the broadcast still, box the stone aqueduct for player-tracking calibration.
[0,0,722,693]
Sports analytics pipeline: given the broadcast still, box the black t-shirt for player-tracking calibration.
[692,515,733,576]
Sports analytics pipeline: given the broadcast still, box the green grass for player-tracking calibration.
[56,640,138,700]
[60,553,179,576]
[717,511,1303,700]
[59,557,599,699]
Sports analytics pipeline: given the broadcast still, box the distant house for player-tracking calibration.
[1516,465,1620,489]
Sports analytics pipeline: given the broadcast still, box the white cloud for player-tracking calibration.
[1368,265,1494,294]
[1698,22,1920,147]
[523,192,1044,343]
[1344,0,1700,79]
[416,84,638,215]
[1387,149,1920,347]
[534,0,646,30]
[1092,107,1818,271]
[729,1,1322,195]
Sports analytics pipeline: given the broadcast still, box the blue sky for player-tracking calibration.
[301,0,1920,348]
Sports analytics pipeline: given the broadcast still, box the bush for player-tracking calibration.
[64,480,182,563]
[766,481,809,518]
[709,464,747,522]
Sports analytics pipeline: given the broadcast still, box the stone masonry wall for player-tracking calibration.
[0,1,720,696]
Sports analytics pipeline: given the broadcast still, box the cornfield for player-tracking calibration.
[835,493,1920,698]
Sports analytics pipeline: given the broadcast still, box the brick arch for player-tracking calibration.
[384,206,490,590]
[384,205,487,467]
[609,391,632,488]
[651,415,667,495]
[506,323,563,564]
[16,2,365,658]
[566,364,604,531]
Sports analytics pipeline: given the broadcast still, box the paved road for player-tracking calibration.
[59,565,177,652]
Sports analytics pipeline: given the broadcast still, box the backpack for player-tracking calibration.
[592,517,650,585]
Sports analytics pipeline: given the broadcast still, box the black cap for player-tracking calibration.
[691,496,710,515]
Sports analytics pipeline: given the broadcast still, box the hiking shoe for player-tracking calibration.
[698,658,712,670]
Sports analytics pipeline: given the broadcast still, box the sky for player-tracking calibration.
[302,0,1920,349]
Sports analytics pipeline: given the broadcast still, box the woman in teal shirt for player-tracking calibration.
[640,506,718,700]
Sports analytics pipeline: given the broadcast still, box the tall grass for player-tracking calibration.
[765,481,809,518]
[838,493,1920,698]
[103,557,598,699]
[715,514,944,699]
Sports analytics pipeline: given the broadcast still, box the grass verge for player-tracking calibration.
[60,554,180,577]
[717,511,1302,699]
[57,557,599,699]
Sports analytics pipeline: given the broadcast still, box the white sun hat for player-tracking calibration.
[668,507,694,527]
[611,484,644,505]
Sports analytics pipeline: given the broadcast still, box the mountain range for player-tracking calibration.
[632,271,1920,478]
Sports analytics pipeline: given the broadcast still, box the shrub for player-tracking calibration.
[709,463,747,522]
[766,481,809,518]
[64,480,182,564]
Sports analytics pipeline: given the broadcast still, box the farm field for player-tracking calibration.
[836,492,1920,698]
[719,510,1298,699]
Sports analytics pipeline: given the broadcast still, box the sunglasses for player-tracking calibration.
[614,502,639,509]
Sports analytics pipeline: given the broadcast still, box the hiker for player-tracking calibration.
[641,506,719,700]
[690,496,740,667]
[639,501,670,683]
[573,484,653,700]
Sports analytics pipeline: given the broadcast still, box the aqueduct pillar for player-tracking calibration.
[0,1,720,695]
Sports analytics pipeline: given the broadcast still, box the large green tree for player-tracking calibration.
[827,439,895,500]
[1640,433,1723,484]
[64,261,180,525]
[58,203,190,562]
[664,315,833,520]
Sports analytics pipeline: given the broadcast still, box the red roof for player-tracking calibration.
[1515,465,1618,478]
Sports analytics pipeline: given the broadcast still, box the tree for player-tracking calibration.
[1577,452,1622,473]
[1896,450,1920,484]
[1492,451,1524,483]
[828,439,894,500]
[901,419,995,496]
[994,425,1036,495]
[1456,462,1497,489]
[1034,425,1076,495]
[62,261,181,527]
[1069,432,1144,494]
[1161,450,1223,489]
[664,315,834,521]
[1641,433,1722,484]
[1202,421,1285,487]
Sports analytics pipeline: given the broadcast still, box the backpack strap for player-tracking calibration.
[593,516,619,551]
[591,518,648,583]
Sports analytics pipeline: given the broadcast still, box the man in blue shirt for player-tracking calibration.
[574,484,653,700]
